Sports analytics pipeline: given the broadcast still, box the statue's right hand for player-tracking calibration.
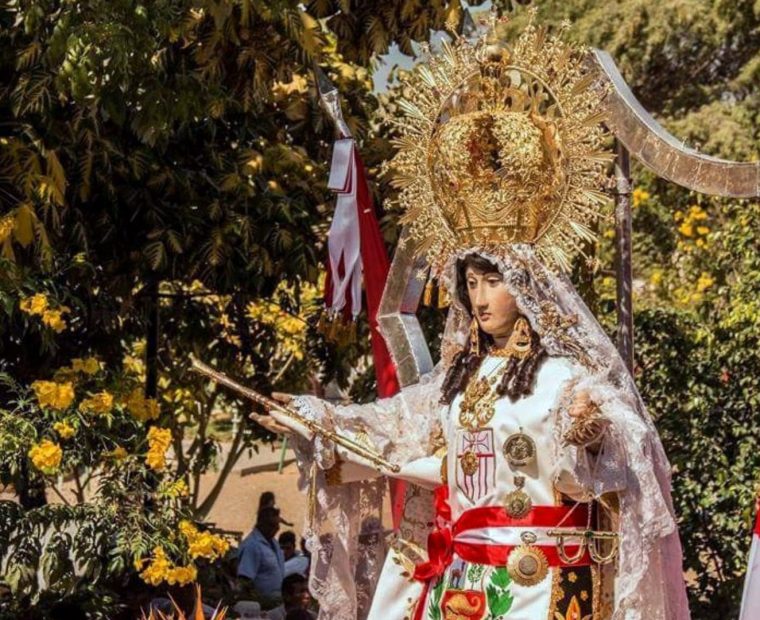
[250,410,293,435]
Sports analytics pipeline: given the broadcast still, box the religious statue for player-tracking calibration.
[250,14,691,620]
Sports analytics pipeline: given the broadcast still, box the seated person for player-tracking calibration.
[266,573,314,620]
[279,531,309,577]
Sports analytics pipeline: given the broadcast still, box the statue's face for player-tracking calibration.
[464,265,519,338]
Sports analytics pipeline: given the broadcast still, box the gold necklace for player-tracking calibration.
[458,360,507,430]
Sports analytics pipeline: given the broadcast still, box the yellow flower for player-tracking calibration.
[696,272,714,293]
[145,426,172,471]
[53,421,76,439]
[164,479,189,498]
[180,520,230,560]
[179,519,197,539]
[678,221,694,237]
[28,439,63,474]
[696,225,710,236]
[106,446,128,461]
[42,308,68,332]
[32,380,75,410]
[649,270,663,287]
[79,391,114,415]
[123,355,145,376]
[0,214,14,242]
[125,388,160,422]
[166,564,197,586]
[71,357,101,375]
[19,293,48,316]
[632,188,650,208]
[139,547,172,586]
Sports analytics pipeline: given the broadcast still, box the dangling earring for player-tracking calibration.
[507,317,533,358]
[494,316,533,359]
[469,317,480,357]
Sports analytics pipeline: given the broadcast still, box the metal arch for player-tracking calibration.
[594,49,760,199]
[377,49,760,386]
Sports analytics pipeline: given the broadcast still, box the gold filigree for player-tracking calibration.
[384,11,612,276]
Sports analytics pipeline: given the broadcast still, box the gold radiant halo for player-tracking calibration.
[383,12,614,275]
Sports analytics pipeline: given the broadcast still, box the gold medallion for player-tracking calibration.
[460,450,479,476]
[458,362,507,430]
[502,431,536,467]
[504,476,532,518]
[507,532,549,587]
[440,453,448,484]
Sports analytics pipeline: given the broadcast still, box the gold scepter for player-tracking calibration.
[189,358,401,473]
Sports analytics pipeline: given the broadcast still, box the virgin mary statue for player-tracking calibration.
[255,15,691,620]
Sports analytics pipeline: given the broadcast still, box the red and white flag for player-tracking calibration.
[740,495,760,619]
[322,137,405,527]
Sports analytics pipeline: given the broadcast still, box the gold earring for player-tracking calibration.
[508,317,532,358]
[494,316,533,358]
[469,317,480,357]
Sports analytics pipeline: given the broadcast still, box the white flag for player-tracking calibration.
[740,498,760,620]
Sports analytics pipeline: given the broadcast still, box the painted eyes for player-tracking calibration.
[467,277,501,288]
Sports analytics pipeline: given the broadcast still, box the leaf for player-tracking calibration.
[45,150,67,205]
[13,203,35,247]
[143,241,166,270]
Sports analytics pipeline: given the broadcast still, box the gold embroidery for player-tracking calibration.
[547,568,564,620]
[592,564,605,620]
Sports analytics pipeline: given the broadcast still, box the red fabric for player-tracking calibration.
[352,147,405,527]
[453,504,589,536]
[456,542,591,567]
[353,148,400,397]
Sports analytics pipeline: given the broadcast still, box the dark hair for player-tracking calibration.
[282,572,308,597]
[258,491,275,508]
[440,253,547,405]
[256,505,280,525]
[279,530,297,546]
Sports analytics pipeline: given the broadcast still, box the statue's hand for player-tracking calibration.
[564,390,609,449]
[250,392,296,435]
[568,390,596,419]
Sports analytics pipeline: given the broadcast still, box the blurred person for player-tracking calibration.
[258,490,293,527]
[279,531,309,577]
[266,573,314,620]
[237,506,285,603]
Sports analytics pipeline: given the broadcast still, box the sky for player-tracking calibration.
[371,1,493,93]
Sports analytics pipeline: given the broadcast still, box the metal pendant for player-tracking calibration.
[502,430,536,467]
[507,532,549,587]
[504,476,532,518]
[460,449,479,475]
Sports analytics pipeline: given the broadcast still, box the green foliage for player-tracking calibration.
[485,566,513,618]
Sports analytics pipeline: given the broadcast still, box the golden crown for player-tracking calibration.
[383,13,613,274]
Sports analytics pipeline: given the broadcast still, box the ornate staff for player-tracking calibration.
[189,358,401,473]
